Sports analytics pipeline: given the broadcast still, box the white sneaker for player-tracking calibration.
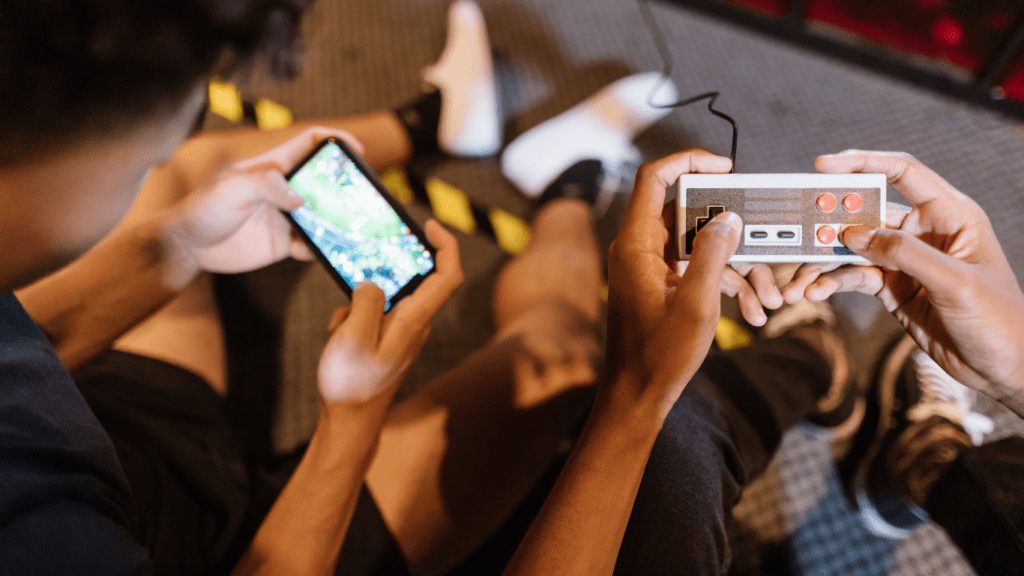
[422,0,501,157]
[501,72,678,199]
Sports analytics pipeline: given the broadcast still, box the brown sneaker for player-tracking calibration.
[840,335,994,539]
[761,299,863,445]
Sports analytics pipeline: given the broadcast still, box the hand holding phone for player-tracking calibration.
[284,137,436,311]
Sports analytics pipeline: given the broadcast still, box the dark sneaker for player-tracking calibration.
[761,299,863,446]
[841,335,994,539]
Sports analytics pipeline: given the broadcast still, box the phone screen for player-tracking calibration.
[285,138,435,310]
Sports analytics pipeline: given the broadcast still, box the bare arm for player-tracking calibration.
[157,113,411,201]
[16,210,203,372]
[503,151,742,574]
[236,393,392,576]
[18,123,400,371]
[236,220,462,575]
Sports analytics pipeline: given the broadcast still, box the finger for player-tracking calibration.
[214,168,305,215]
[234,127,366,174]
[622,150,732,246]
[840,225,966,292]
[290,237,315,261]
[382,220,463,350]
[814,150,961,208]
[328,306,352,333]
[804,264,885,300]
[746,264,784,310]
[400,220,463,319]
[782,265,825,304]
[337,282,387,348]
[721,269,768,326]
[662,201,680,263]
[674,211,742,315]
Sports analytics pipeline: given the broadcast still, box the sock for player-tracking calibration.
[501,72,678,198]
[537,160,604,206]
[394,89,443,157]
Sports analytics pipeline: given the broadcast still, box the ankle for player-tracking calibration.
[393,90,442,158]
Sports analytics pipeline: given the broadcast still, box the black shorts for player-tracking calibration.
[73,350,409,576]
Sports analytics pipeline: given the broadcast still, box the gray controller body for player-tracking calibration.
[676,173,886,263]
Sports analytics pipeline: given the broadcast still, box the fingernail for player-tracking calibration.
[712,211,743,234]
[839,225,873,251]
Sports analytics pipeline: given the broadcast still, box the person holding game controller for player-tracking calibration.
[471,143,873,576]
[755,149,1024,574]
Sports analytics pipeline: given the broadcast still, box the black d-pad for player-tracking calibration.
[687,205,727,254]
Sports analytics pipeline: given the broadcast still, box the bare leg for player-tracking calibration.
[367,199,603,575]
[112,112,414,394]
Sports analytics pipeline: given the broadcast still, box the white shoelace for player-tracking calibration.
[908,350,994,446]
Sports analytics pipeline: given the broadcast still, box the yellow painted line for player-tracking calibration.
[254,98,293,129]
[490,208,531,255]
[714,316,752,350]
[426,178,475,234]
[208,80,244,122]
[381,168,414,204]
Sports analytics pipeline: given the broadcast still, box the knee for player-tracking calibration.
[493,303,601,409]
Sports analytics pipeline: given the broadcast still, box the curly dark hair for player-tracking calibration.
[0,0,314,164]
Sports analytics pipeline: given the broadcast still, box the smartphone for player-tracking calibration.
[283,137,435,311]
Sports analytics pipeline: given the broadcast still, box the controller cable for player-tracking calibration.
[637,0,739,173]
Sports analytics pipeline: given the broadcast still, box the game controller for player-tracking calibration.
[676,173,886,263]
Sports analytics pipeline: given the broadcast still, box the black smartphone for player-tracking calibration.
[283,137,436,311]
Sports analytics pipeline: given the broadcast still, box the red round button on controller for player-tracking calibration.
[816,193,837,212]
[816,225,837,245]
[843,193,864,212]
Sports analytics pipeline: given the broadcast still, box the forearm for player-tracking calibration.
[16,214,198,371]
[173,112,411,190]
[233,395,393,576]
[503,382,665,576]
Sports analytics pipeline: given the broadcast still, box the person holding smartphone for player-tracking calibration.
[0,0,605,574]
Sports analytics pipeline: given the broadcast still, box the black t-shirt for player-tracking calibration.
[0,292,148,574]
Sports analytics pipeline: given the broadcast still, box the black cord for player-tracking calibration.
[637,0,739,173]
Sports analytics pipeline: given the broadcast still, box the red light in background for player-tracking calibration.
[931,15,964,48]
[989,12,1011,30]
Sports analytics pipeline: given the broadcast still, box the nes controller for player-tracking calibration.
[676,173,887,263]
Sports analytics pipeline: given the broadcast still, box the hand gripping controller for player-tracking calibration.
[677,173,886,263]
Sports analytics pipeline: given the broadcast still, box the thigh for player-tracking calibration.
[367,307,598,574]
[74,350,250,574]
[616,337,830,575]
[76,350,413,576]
